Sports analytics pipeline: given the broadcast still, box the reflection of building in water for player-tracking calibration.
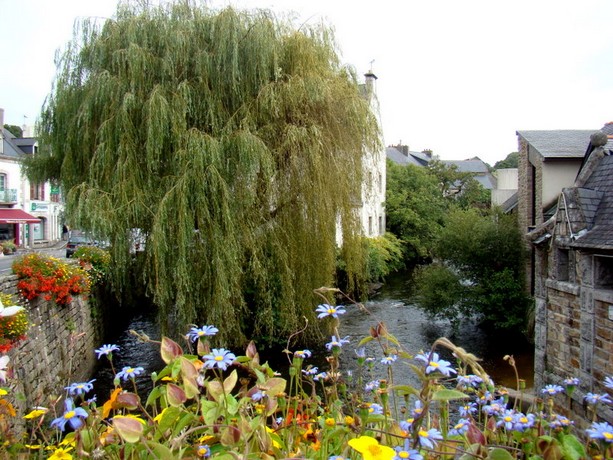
[0,108,64,247]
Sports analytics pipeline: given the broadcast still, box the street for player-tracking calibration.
[0,247,66,274]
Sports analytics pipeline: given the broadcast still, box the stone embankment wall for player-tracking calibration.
[0,273,102,416]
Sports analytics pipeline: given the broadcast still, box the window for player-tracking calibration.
[594,255,613,289]
[368,216,373,235]
[557,248,570,281]
[0,174,6,191]
[30,183,45,201]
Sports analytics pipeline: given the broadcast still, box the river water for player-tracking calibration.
[91,271,534,401]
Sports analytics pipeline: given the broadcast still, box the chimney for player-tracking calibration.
[364,72,378,97]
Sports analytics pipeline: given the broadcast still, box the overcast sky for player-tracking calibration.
[1,0,612,165]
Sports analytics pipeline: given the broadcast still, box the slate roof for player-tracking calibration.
[443,158,497,189]
[516,130,594,159]
[570,154,613,250]
[0,128,26,159]
[386,146,430,167]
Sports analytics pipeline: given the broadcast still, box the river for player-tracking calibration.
[91,271,534,401]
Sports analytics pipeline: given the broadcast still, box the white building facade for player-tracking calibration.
[0,108,63,247]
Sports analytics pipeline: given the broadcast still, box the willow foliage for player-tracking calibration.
[26,1,380,345]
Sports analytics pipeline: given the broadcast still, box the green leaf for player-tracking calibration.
[223,370,238,394]
[171,412,197,438]
[486,448,515,460]
[201,400,219,425]
[157,406,182,434]
[225,393,239,415]
[160,337,183,364]
[358,336,374,346]
[261,377,286,396]
[391,385,420,397]
[432,389,469,401]
[113,416,144,443]
[146,384,166,408]
[145,441,176,459]
[560,434,586,460]
[166,383,187,407]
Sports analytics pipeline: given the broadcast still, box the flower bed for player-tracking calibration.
[0,295,610,458]
[12,253,91,306]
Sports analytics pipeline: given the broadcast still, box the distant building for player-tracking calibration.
[386,144,432,167]
[357,73,386,238]
[0,108,63,247]
[491,168,518,212]
[443,157,497,191]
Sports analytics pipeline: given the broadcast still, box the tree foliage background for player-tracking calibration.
[24,1,380,345]
[414,208,532,331]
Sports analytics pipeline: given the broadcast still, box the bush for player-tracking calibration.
[364,233,405,282]
[73,246,111,285]
[1,242,16,255]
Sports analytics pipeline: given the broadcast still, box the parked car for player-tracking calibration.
[65,231,95,258]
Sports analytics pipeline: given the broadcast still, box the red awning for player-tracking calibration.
[0,209,41,224]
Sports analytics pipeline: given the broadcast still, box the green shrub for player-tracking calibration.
[364,233,405,282]
[73,246,111,285]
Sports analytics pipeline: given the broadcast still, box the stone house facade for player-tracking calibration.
[527,127,613,425]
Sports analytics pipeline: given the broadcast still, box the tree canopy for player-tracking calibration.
[25,1,380,345]
[385,160,448,262]
[414,208,531,331]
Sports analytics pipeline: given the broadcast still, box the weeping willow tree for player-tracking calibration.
[25,1,380,345]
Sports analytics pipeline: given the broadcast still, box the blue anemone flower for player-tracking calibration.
[380,354,397,365]
[394,439,423,460]
[50,398,88,431]
[604,376,613,390]
[116,366,145,381]
[325,335,350,351]
[586,421,613,443]
[541,384,564,396]
[417,427,443,449]
[368,403,384,415]
[202,348,236,371]
[65,379,96,396]
[95,344,119,359]
[315,304,346,319]
[196,445,211,458]
[421,352,457,377]
[585,392,612,405]
[294,349,312,359]
[449,418,470,436]
[186,325,218,342]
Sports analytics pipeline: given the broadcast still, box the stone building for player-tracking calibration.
[526,126,613,425]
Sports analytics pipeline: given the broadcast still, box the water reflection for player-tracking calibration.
[338,270,534,390]
[92,312,164,402]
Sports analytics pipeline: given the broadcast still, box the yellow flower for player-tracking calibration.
[325,417,336,427]
[24,444,42,450]
[23,408,48,419]
[48,447,73,460]
[348,436,395,460]
[0,389,7,396]
[344,416,355,425]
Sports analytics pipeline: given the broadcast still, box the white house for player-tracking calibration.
[0,108,63,247]
[358,72,386,238]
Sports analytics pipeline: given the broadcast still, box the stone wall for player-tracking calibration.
[0,273,102,418]
[537,258,613,427]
